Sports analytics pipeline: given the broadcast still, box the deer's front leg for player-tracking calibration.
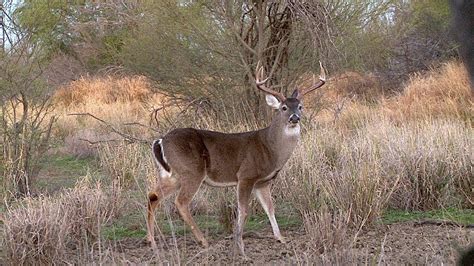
[235,180,254,256]
[254,183,285,243]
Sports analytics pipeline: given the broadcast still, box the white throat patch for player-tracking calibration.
[284,124,301,136]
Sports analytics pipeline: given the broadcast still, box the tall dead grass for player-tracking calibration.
[51,75,171,155]
[3,178,123,265]
[309,61,472,127]
[54,75,155,105]
[52,61,472,217]
[302,209,350,254]
[279,117,472,223]
[97,141,154,188]
[386,61,472,121]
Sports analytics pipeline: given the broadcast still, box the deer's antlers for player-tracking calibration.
[296,61,326,99]
[255,62,286,101]
[255,61,327,100]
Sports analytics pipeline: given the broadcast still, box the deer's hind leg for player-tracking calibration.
[174,172,209,248]
[147,177,179,245]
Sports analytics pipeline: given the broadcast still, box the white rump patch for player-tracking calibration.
[158,167,172,179]
[265,95,281,109]
[153,139,172,178]
[284,124,301,137]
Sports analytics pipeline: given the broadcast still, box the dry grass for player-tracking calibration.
[385,61,472,121]
[279,117,472,223]
[3,60,472,263]
[97,141,154,188]
[306,70,383,104]
[51,74,173,146]
[3,178,123,265]
[54,75,155,105]
[281,121,395,227]
[306,61,472,127]
[302,208,350,254]
[53,60,473,216]
[3,197,70,265]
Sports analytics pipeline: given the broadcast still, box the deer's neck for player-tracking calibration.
[263,118,300,169]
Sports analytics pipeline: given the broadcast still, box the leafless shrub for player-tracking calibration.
[1,91,56,198]
[0,15,57,198]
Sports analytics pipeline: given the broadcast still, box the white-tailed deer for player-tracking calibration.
[146,63,326,256]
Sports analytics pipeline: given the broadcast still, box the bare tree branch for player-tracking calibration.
[68,113,151,145]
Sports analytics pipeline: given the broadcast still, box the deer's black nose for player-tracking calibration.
[289,114,300,123]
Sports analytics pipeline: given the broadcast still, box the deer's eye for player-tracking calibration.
[282,106,288,111]
[299,105,303,110]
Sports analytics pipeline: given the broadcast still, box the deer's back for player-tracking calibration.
[161,128,273,182]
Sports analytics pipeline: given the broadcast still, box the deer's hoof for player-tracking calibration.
[276,236,287,243]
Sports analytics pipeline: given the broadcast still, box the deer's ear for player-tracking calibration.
[291,89,299,98]
[265,94,281,109]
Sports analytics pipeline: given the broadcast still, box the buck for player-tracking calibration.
[146,63,326,256]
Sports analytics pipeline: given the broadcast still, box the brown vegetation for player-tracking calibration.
[2,60,473,264]
[4,179,123,265]
[53,75,157,106]
[385,61,473,121]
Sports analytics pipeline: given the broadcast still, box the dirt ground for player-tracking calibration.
[91,222,473,265]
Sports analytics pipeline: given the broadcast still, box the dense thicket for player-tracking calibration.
[11,0,456,98]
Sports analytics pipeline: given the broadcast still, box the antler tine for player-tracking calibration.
[255,61,286,101]
[256,66,269,85]
[297,61,327,99]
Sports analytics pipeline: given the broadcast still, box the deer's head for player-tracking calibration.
[255,62,326,129]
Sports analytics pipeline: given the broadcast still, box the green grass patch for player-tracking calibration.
[35,154,101,192]
[102,210,302,241]
[43,154,97,176]
[382,208,474,225]
[155,215,223,236]
[102,226,147,240]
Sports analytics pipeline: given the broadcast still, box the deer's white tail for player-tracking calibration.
[152,139,171,178]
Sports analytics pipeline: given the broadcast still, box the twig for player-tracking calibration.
[68,112,151,145]
[122,122,159,132]
[78,138,122,145]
